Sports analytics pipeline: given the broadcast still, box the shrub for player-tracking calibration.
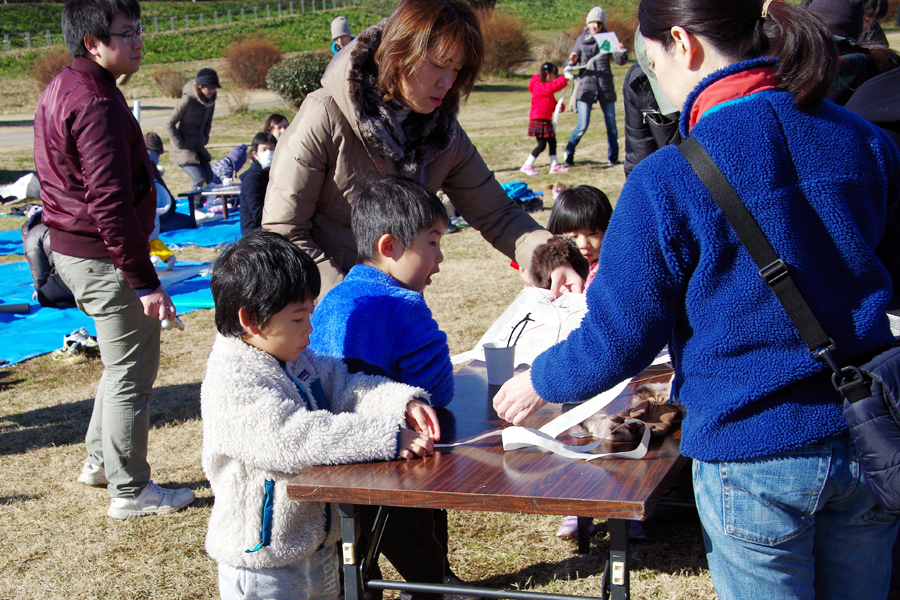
[479,10,531,77]
[226,37,283,90]
[605,14,638,55]
[152,66,187,98]
[538,32,576,69]
[32,49,71,89]
[266,52,331,109]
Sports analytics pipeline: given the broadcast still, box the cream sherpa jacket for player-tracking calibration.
[201,334,428,569]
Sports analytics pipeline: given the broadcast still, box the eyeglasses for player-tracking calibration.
[107,26,145,43]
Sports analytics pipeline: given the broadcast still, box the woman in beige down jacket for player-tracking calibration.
[167,67,219,189]
[263,0,584,300]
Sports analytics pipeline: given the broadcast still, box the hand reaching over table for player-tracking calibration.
[493,369,547,426]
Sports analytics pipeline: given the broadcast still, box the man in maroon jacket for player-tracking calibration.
[34,0,194,519]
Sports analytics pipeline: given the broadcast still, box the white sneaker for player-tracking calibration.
[76,461,109,487]
[107,481,195,519]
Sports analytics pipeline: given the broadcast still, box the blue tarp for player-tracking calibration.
[0,261,213,366]
[0,197,241,256]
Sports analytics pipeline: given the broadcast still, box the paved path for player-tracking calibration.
[0,90,286,151]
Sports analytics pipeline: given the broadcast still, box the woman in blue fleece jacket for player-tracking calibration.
[494,0,900,598]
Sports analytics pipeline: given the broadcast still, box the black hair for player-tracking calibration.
[352,174,448,262]
[638,0,838,110]
[250,131,277,155]
[264,113,289,132]
[62,0,140,58]
[540,62,559,83]
[210,230,321,337]
[547,185,613,235]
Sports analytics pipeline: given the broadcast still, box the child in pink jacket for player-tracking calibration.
[521,62,570,175]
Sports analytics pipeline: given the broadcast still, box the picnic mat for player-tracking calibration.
[0,260,214,366]
[0,197,241,256]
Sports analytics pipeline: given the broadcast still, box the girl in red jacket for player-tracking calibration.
[521,62,570,175]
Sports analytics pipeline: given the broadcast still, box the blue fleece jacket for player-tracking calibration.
[310,264,454,408]
[531,58,900,462]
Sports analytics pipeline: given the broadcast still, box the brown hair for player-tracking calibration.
[375,0,484,110]
[638,0,838,110]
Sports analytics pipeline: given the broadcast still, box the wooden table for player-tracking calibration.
[287,361,685,600]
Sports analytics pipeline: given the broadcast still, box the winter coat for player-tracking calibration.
[529,74,568,121]
[262,23,553,297]
[531,58,900,462]
[569,27,627,106]
[239,160,269,235]
[622,62,682,177]
[34,56,159,293]
[167,81,216,166]
[310,265,454,409]
[845,67,900,148]
[201,334,427,569]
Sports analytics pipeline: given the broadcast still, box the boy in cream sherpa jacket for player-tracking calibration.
[201,230,439,600]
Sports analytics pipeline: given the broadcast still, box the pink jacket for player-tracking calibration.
[529,74,568,121]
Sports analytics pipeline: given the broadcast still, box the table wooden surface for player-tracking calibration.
[288,360,684,521]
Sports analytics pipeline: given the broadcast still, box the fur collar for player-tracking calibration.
[345,24,459,175]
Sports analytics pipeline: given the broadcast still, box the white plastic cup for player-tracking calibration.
[483,342,515,385]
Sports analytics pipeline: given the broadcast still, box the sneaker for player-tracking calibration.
[107,481,195,519]
[77,461,109,487]
[607,159,622,167]
[63,328,99,356]
[549,164,569,174]
[520,165,537,176]
[51,343,88,365]
[443,224,461,234]
[556,515,578,538]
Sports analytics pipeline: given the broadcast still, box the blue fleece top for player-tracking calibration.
[310,264,454,408]
[531,58,900,462]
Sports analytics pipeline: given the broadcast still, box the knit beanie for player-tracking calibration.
[586,6,606,25]
[808,0,865,40]
[195,67,221,89]
[143,132,164,155]
[331,16,352,40]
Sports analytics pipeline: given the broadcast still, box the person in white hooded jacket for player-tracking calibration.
[202,231,438,600]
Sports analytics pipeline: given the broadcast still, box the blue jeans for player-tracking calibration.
[693,435,898,600]
[565,100,618,162]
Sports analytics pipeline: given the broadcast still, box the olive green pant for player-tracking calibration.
[56,254,160,499]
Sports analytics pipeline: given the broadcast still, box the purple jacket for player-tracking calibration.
[34,56,159,292]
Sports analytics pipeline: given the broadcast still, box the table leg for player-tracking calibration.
[221,196,229,219]
[605,519,630,600]
[576,516,592,555]
[186,191,199,228]
[338,503,364,600]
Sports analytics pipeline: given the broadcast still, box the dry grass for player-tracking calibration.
[0,60,716,599]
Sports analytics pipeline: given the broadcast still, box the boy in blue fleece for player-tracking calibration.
[310,173,457,600]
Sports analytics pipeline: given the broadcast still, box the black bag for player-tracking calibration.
[679,136,900,515]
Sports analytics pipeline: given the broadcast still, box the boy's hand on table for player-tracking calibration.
[493,369,547,426]
[406,399,441,441]
[398,427,434,460]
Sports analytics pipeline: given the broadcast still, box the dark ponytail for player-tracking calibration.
[638,0,838,109]
[540,62,558,83]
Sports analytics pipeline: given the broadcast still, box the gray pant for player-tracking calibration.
[55,254,160,498]
[218,544,341,600]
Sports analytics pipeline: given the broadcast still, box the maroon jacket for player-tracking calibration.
[34,56,160,293]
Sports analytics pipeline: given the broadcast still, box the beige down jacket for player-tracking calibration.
[167,81,215,166]
[263,24,553,296]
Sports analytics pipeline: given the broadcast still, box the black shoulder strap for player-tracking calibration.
[677,137,837,363]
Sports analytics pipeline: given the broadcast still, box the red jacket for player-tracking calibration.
[34,57,160,292]
[529,74,568,121]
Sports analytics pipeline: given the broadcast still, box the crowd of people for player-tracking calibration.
[32,0,900,598]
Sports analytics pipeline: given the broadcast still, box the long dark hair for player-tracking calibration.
[638,0,838,109]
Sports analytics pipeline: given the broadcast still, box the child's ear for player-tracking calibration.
[376,233,400,261]
[238,307,262,336]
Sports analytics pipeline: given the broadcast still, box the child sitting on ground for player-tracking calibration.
[201,229,439,600]
[310,174,462,597]
[239,132,276,236]
[544,185,617,540]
